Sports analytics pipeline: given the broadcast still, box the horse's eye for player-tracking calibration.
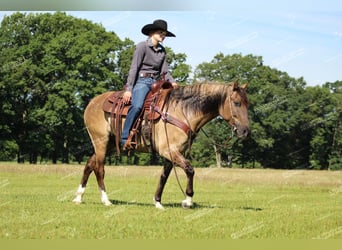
[234,102,241,107]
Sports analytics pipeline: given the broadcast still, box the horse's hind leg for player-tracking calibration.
[73,148,111,206]
[92,149,112,206]
[73,154,96,204]
[73,92,113,206]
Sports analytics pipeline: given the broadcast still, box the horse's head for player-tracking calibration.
[220,81,250,139]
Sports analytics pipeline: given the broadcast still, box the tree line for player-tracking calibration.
[0,12,340,169]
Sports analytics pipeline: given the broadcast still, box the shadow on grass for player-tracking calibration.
[109,199,219,209]
[70,200,262,211]
[162,202,219,209]
[238,206,263,211]
[110,199,151,207]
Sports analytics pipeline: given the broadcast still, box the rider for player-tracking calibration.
[121,19,178,150]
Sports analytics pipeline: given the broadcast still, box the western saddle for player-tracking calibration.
[102,79,185,155]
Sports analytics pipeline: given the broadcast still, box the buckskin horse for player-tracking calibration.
[72,81,249,209]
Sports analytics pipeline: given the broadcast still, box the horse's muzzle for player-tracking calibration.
[234,125,250,139]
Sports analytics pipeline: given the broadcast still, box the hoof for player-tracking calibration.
[102,200,112,206]
[155,202,165,210]
[72,196,82,204]
[101,190,112,206]
[154,198,165,209]
[181,196,193,209]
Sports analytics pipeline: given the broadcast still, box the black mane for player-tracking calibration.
[167,83,229,116]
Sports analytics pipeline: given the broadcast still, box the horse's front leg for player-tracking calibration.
[161,151,195,209]
[180,160,195,209]
[154,160,173,209]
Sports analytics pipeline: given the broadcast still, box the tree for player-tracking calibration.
[193,53,338,169]
[296,86,338,169]
[165,47,191,84]
[0,12,192,164]
[324,81,342,170]
[0,12,126,163]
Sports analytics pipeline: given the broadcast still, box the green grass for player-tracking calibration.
[0,163,341,239]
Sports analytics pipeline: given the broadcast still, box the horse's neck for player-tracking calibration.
[179,84,227,133]
[190,111,219,133]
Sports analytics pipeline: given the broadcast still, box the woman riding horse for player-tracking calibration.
[122,19,178,150]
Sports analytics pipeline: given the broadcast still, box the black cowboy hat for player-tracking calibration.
[141,19,176,37]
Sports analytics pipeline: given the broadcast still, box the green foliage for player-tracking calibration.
[0,140,18,160]
[0,12,191,164]
[0,12,126,163]
[165,47,191,84]
[0,12,340,170]
[324,81,342,170]
[193,53,340,169]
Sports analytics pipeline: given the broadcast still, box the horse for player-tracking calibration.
[72,81,250,209]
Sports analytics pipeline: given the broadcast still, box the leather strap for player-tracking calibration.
[139,72,157,78]
[151,106,193,137]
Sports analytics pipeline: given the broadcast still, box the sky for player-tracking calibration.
[1,0,341,86]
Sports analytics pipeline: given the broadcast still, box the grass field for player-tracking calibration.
[0,162,341,239]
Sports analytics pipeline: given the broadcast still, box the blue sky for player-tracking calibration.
[1,0,341,86]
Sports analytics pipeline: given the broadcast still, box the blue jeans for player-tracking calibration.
[122,77,154,144]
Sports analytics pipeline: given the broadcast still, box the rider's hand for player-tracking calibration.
[171,82,178,88]
[123,91,132,104]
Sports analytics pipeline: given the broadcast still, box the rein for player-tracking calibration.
[200,126,238,153]
[153,102,194,197]
[163,118,186,197]
[154,83,240,196]
[211,84,239,150]
[197,85,240,163]
[227,84,238,132]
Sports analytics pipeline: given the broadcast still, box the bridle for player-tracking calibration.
[227,84,239,134]
[201,84,243,152]
[163,84,241,195]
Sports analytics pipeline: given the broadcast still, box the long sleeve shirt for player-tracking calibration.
[125,38,175,92]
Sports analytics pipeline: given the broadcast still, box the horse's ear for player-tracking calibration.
[233,81,239,90]
[240,83,248,90]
